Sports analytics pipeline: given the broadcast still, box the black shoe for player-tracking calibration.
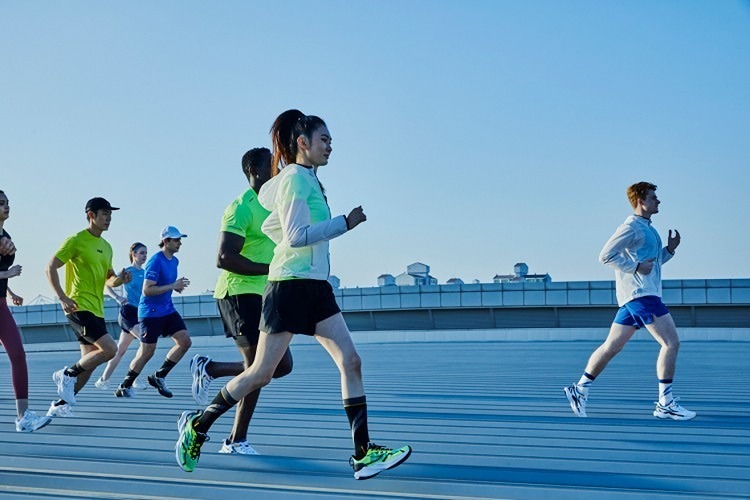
[114,386,135,398]
[148,374,173,398]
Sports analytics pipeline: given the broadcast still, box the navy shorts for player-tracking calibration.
[259,279,340,336]
[614,295,670,329]
[66,311,109,345]
[118,304,139,334]
[217,293,262,347]
[139,312,187,344]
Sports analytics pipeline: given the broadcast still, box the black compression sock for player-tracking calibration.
[344,396,370,459]
[121,369,140,388]
[194,387,238,434]
[155,358,177,378]
[64,363,85,377]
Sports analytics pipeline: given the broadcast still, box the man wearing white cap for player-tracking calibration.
[114,226,191,398]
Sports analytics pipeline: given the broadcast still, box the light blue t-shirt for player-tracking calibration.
[123,266,145,305]
[138,251,178,318]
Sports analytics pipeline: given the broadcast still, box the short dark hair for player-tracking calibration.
[241,147,272,176]
[627,182,657,209]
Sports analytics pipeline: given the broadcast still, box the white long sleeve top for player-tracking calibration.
[258,164,348,281]
[599,215,675,307]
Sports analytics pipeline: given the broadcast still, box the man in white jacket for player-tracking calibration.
[564,182,696,420]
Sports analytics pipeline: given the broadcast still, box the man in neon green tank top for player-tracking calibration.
[45,197,132,417]
[190,147,292,455]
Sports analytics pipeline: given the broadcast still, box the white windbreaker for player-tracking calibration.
[599,215,674,307]
[258,164,348,281]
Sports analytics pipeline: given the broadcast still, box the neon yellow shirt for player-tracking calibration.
[55,229,113,317]
[214,189,275,298]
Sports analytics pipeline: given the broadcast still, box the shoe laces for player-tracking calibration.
[656,397,683,409]
[188,432,209,459]
[365,443,392,458]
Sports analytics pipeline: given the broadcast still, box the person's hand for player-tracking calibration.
[119,268,133,284]
[0,237,16,256]
[345,206,367,230]
[6,265,22,278]
[60,296,78,314]
[636,258,656,275]
[173,277,190,293]
[667,229,681,254]
[9,292,23,306]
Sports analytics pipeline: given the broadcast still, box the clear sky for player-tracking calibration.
[1,1,749,301]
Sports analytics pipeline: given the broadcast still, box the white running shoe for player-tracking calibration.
[94,377,111,390]
[653,398,696,421]
[563,385,588,417]
[190,354,214,406]
[132,377,148,391]
[219,439,260,455]
[46,401,74,418]
[53,368,76,405]
[16,410,53,432]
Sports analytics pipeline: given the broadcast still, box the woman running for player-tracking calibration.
[175,110,411,479]
[96,242,148,391]
[0,190,52,432]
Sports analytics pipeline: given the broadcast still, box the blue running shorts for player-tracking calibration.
[613,295,669,329]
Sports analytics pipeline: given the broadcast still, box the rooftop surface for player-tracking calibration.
[1,338,748,499]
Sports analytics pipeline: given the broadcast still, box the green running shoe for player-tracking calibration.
[175,410,209,472]
[349,442,412,480]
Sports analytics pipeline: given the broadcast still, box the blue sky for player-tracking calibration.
[1,1,749,300]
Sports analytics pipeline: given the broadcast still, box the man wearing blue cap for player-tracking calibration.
[114,226,192,398]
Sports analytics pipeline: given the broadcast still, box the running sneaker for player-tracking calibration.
[53,368,77,405]
[46,401,74,418]
[563,385,588,417]
[219,439,260,455]
[653,398,696,421]
[132,377,148,391]
[148,374,173,398]
[114,386,135,398]
[15,410,53,432]
[175,410,209,472]
[190,354,213,406]
[94,377,111,390]
[349,442,412,480]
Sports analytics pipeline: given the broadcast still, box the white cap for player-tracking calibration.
[160,226,187,240]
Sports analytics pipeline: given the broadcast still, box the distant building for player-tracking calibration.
[393,262,438,286]
[377,274,396,286]
[493,262,551,283]
[446,278,464,285]
[328,275,341,288]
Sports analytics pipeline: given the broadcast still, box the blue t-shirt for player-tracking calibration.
[138,251,178,318]
[123,266,145,305]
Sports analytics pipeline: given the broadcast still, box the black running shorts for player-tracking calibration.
[66,311,109,345]
[139,312,187,344]
[259,279,341,336]
[217,293,262,346]
[118,304,139,334]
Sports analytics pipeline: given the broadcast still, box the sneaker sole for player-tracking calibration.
[18,417,53,433]
[190,356,209,406]
[218,446,260,455]
[354,447,413,480]
[175,411,196,472]
[653,411,696,421]
[563,387,586,418]
[53,371,76,405]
